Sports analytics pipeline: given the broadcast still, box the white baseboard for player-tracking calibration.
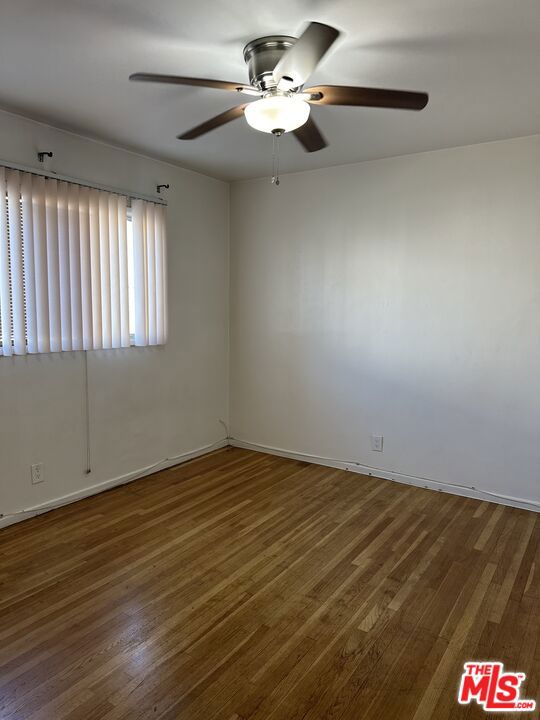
[0,438,229,530]
[229,438,540,514]
[3,435,537,530]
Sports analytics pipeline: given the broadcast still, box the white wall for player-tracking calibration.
[0,109,229,522]
[230,135,540,506]
[3,113,538,522]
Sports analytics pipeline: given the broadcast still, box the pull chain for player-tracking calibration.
[271,132,281,186]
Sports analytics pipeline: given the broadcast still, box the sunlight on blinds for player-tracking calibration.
[0,167,167,355]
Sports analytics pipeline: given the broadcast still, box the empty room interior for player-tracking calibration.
[1,1,539,718]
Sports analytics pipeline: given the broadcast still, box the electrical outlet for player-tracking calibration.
[31,463,44,485]
[370,435,384,452]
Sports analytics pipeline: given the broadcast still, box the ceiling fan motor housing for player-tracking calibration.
[243,36,297,91]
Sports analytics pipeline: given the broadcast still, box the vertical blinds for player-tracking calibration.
[0,167,167,356]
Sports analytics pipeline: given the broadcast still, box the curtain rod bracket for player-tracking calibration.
[156,184,169,194]
[0,158,166,205]
[37,151,53,163]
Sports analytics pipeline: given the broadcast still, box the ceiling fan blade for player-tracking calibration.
[293,116,328,152]
[305,85,429,110]
[177,105,247,140]
[130,73,252,93]
[273,22,340,90]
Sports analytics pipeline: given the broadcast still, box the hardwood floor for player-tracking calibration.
[0,447,538,719]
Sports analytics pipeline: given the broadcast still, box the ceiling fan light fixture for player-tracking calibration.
[244,95,310,134]
[131,21,428,152]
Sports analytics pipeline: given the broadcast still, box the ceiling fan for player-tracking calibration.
[130,22,429,153]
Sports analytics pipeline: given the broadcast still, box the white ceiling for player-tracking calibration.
[1,0,539,181]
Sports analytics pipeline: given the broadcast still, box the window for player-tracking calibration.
[0,167,167,356]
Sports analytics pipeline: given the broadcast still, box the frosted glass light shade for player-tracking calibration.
[244,96,310,134]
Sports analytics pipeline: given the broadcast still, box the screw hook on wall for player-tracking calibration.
[157,184,170,194]
[37,151,53,163]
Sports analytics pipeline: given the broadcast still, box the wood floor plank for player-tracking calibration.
[0,447,538,719]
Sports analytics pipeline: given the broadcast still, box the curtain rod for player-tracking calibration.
[0,158,167,206]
